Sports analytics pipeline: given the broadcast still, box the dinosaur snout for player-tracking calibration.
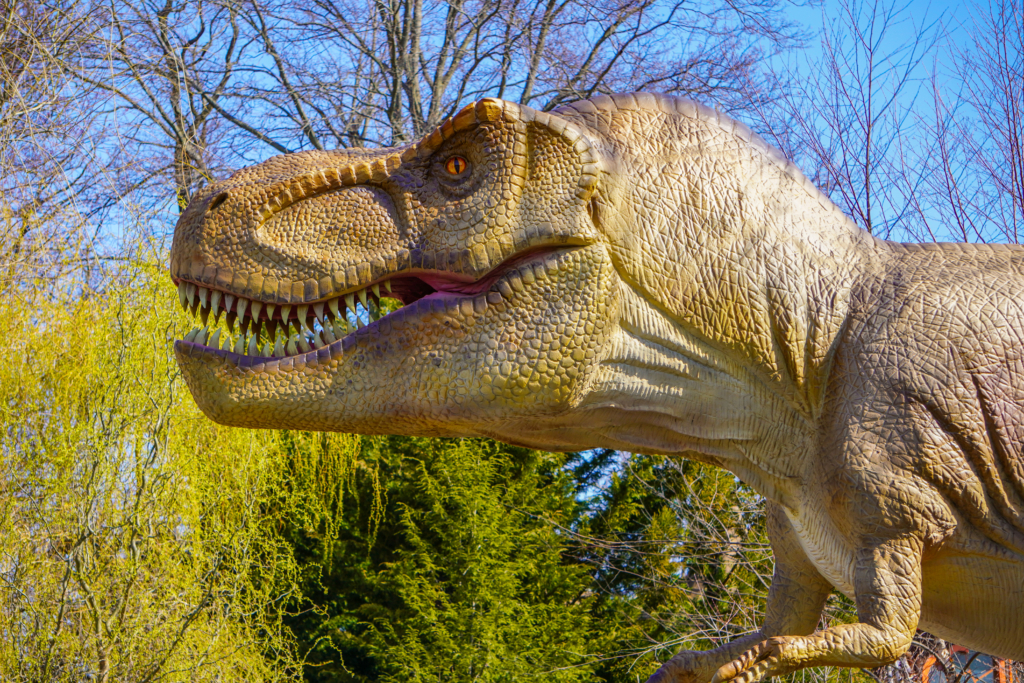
[254,184,404,274]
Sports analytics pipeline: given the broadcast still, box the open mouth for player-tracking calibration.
[174,244,582,363]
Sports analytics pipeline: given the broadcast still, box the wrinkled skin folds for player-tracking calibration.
[171,93,1024,681]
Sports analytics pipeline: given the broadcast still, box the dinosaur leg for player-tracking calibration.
[712,534,923,683]
[645,502,834,683]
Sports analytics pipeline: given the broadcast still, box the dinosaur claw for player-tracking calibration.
[736,659,778,683]
[713,640,785,683]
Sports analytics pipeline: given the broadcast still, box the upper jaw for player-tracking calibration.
[170,219,593,306]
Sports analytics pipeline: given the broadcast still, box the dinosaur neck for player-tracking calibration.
[603,107,881,411]
[578,106,882,503]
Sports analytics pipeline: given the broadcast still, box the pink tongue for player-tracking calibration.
[405,244,564,297]
[415,273,486,296]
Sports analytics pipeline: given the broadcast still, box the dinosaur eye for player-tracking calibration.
[444,155,469,176]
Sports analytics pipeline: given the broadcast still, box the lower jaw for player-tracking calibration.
[173,285,511,430]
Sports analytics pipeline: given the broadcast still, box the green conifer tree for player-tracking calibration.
[280,436,606,682]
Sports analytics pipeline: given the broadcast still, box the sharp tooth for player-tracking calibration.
[358,288,368,308]
[286,336,298,355]
[222,333,233,351]
[247,335,258,356]
[345,293,355,315]
[322,325,336,343]
[184,328,199,342]
[186,283,197,307]
[210,290,222,317]
[372,283,380,299]
[297,335,311,353]
[196,326,209,345]
[281,305,291,324]
[236,297,248,319]
[312,330,325,347]
[385,280,392,294]
[178,282,187,309]
[198,287,208,309]
[266,303,276,320]
[209,328,221,348]
[234,335,245,354]
[297,305,310,330]
[508,272,524,292]
[313,302,325,323]
[328,298,341,320]
[334,319,348,337]
[225,293,235,312]
[273,336,284,357]
[263,342,272,356]
[251,301,263,322]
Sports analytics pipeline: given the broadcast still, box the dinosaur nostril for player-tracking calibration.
[208,192,229,213]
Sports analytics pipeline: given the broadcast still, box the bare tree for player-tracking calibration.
[754,0,1022,247]
[923,0,1023,244]
[68,0,248,215]
[752,0,939,238]
[0,0,105,286]
[212,0,801,153]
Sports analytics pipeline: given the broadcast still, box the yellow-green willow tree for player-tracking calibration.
[0,257,360,682]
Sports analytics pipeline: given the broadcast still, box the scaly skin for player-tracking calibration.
[170,93,1024,681]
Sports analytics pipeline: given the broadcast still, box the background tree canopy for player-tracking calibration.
[1,0,1021,680]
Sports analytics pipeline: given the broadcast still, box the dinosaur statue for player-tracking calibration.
[170,93,1024,682]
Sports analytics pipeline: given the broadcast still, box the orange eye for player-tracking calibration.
[444,155,469,175]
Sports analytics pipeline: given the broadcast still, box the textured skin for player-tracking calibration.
[170,93,1024,682]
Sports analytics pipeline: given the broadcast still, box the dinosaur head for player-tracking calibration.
[171,98,621,444]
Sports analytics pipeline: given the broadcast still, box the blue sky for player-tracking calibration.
[786,0,960,58]
[763,0,995,242]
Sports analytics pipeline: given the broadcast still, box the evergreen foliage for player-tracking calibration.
[280,437,602,682]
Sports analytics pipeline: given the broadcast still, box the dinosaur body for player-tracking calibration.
[170,93,1024,682]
